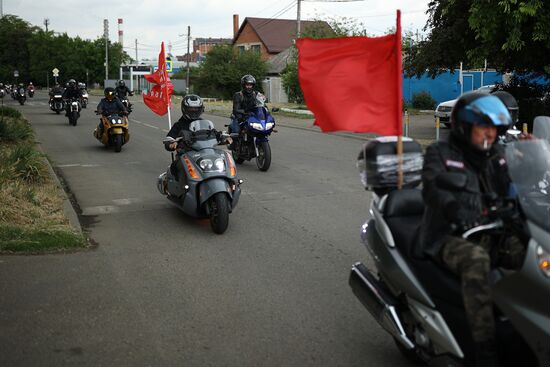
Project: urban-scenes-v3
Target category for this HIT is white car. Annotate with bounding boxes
[434,85,496,128]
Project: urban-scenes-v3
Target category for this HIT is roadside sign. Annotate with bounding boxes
[52,68,59,77]
[166,60,172,72]
[14,70,19,78]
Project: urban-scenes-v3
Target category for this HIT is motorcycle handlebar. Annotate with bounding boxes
[461,220,503,240]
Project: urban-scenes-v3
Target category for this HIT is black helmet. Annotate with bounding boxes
[181,94,204,120]
[241,74,256,95]
[451,91,512,146]
[68,79,76,88]
[492,90,519,124]
[118,80,125,87]
[104,87,116,101]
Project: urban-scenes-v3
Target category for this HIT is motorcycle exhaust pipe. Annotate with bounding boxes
[349,262,415,350]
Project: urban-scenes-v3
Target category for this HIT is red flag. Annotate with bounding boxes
[297,10,402,136]
[143,42,174,116]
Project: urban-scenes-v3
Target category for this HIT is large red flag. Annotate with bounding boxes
[297,11,402,136]
[143,42,174,116]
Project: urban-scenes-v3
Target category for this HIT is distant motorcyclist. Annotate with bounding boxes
[115,79,133,110]
[62,79,82,116]
[421,92,526,367]
[230,74,260,138]
[95,87,127,137]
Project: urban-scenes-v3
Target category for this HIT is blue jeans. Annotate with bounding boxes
[229,118,241,136]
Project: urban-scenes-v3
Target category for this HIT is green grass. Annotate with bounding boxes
[0,110,34,141]
[0,106,23,119]
[0,224,86,253]
[0,144,47,183]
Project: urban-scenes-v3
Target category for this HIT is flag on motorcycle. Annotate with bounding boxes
[297,10,402,136]
[143,42,174,116]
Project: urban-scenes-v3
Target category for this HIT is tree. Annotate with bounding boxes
[193,45,267,99]
[407,0,550,77]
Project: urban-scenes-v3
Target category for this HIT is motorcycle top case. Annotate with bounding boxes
[357,136,423,195]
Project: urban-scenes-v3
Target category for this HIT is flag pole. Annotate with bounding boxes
[396,10,404,190]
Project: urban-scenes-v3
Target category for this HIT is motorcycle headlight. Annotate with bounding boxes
[250,123,263,130]
[266,122,274,130]
[197,157,225,172]
[537,246,550,278]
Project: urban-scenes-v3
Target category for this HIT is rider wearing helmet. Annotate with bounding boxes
[95,87,127,137]
[164,94,205,151]
[230,74,259,138]
[62,79,83,115]
[421,92,525,367]
[115,79,133,109]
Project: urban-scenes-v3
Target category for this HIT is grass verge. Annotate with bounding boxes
[0,107,88,253]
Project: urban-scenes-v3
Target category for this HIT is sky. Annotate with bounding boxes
[6,0,430,60]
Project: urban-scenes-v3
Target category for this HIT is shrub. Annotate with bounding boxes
[0,114,33,141]
[1,145,46,183]
[0,106,22,119]
[411,91,436,110]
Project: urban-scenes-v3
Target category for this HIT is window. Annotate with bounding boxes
[237,45,246,54]
[250,44,261,54]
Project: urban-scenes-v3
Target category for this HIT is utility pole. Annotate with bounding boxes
[296,0,301,38]
[44,18,50,32]
[104,19,109,83]
[135,38,138,63]
[186,25,190,94]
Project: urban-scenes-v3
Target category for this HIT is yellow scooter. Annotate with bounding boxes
[93,112,130,152]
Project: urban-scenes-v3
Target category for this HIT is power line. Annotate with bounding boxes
[254,0,297,31]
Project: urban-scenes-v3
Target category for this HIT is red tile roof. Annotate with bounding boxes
[234,17,332,53]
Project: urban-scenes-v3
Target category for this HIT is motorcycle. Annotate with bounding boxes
[67,98,81,126]
[16,87,26,105]
[120,97,132,115]
[348,131,550,367]
[93,112,130,152]
[157,120,242,234]
[0,87,5,99]
[80,89,88,108]
[27,87,34,98]
[50,94,65,114]
[228,93,277,171]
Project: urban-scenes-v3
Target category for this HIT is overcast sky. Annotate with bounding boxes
[7,0,430,59]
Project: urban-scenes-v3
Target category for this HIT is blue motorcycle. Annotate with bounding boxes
[229,94,277,171]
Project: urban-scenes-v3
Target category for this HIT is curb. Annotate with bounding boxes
[37,144,82,234]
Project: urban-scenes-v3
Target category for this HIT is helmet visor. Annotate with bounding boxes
[461,95,512,127]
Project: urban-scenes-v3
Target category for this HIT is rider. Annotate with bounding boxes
[62,79,83,115]
[230,74,259,138]
[421,92,525,367]
[115,79,133,111]
[95,87,127,138]
[49,83,64,105]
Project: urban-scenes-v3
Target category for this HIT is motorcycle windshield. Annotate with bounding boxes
[505,139,550,231]
[249,107,267,121]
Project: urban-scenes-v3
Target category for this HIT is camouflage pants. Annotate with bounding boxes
[440,236,525,343]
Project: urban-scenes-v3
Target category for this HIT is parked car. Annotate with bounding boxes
[435,85,496,128]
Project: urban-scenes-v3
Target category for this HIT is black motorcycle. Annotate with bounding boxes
[50,94,65,114]
[16,87,26,105]
[67,98,81,126]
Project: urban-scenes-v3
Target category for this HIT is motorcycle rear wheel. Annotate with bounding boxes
[209,192,229,234]
[114,135,123,153]
[256,141,271,171]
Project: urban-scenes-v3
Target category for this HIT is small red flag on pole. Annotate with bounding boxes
[297,10,402,136]
[143,42,174,125]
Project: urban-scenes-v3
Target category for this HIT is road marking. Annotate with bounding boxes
[143,123,159,130]
[112,198,142,205]
[57,163,101,168]
[82,205,119,216]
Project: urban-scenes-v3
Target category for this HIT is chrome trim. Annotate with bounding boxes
[372,207,396,248]
[408,297,464,358]
[462,220,503,239]
[351,263,414,349]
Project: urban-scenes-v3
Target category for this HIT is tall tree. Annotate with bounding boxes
[407,0,550,77]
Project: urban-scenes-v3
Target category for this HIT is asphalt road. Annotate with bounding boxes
[0,91,420,366]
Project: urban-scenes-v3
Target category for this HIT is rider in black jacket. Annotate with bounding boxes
[62,79,82,115]
[229,74,259,138]
[421,92,525,367]
[115,80,133,110]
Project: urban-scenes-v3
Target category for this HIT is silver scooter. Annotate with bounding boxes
[157,120,242,234]
[349,132,550,366]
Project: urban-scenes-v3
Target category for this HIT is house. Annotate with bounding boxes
[232,15,332,102]
[232,15,332,61]
[176,37,232,63]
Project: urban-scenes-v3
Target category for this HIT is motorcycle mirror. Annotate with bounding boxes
[533,116,550,142]
[271,107,280,113]
[436,172,468,191]
[162,137,176,144]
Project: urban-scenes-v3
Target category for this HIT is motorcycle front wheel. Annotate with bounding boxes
[256,141,271,171]
[209,192,229,234]
[70,111,78,126]
[114,134,123,152]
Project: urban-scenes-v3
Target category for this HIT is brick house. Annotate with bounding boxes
[232,15,332,61]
